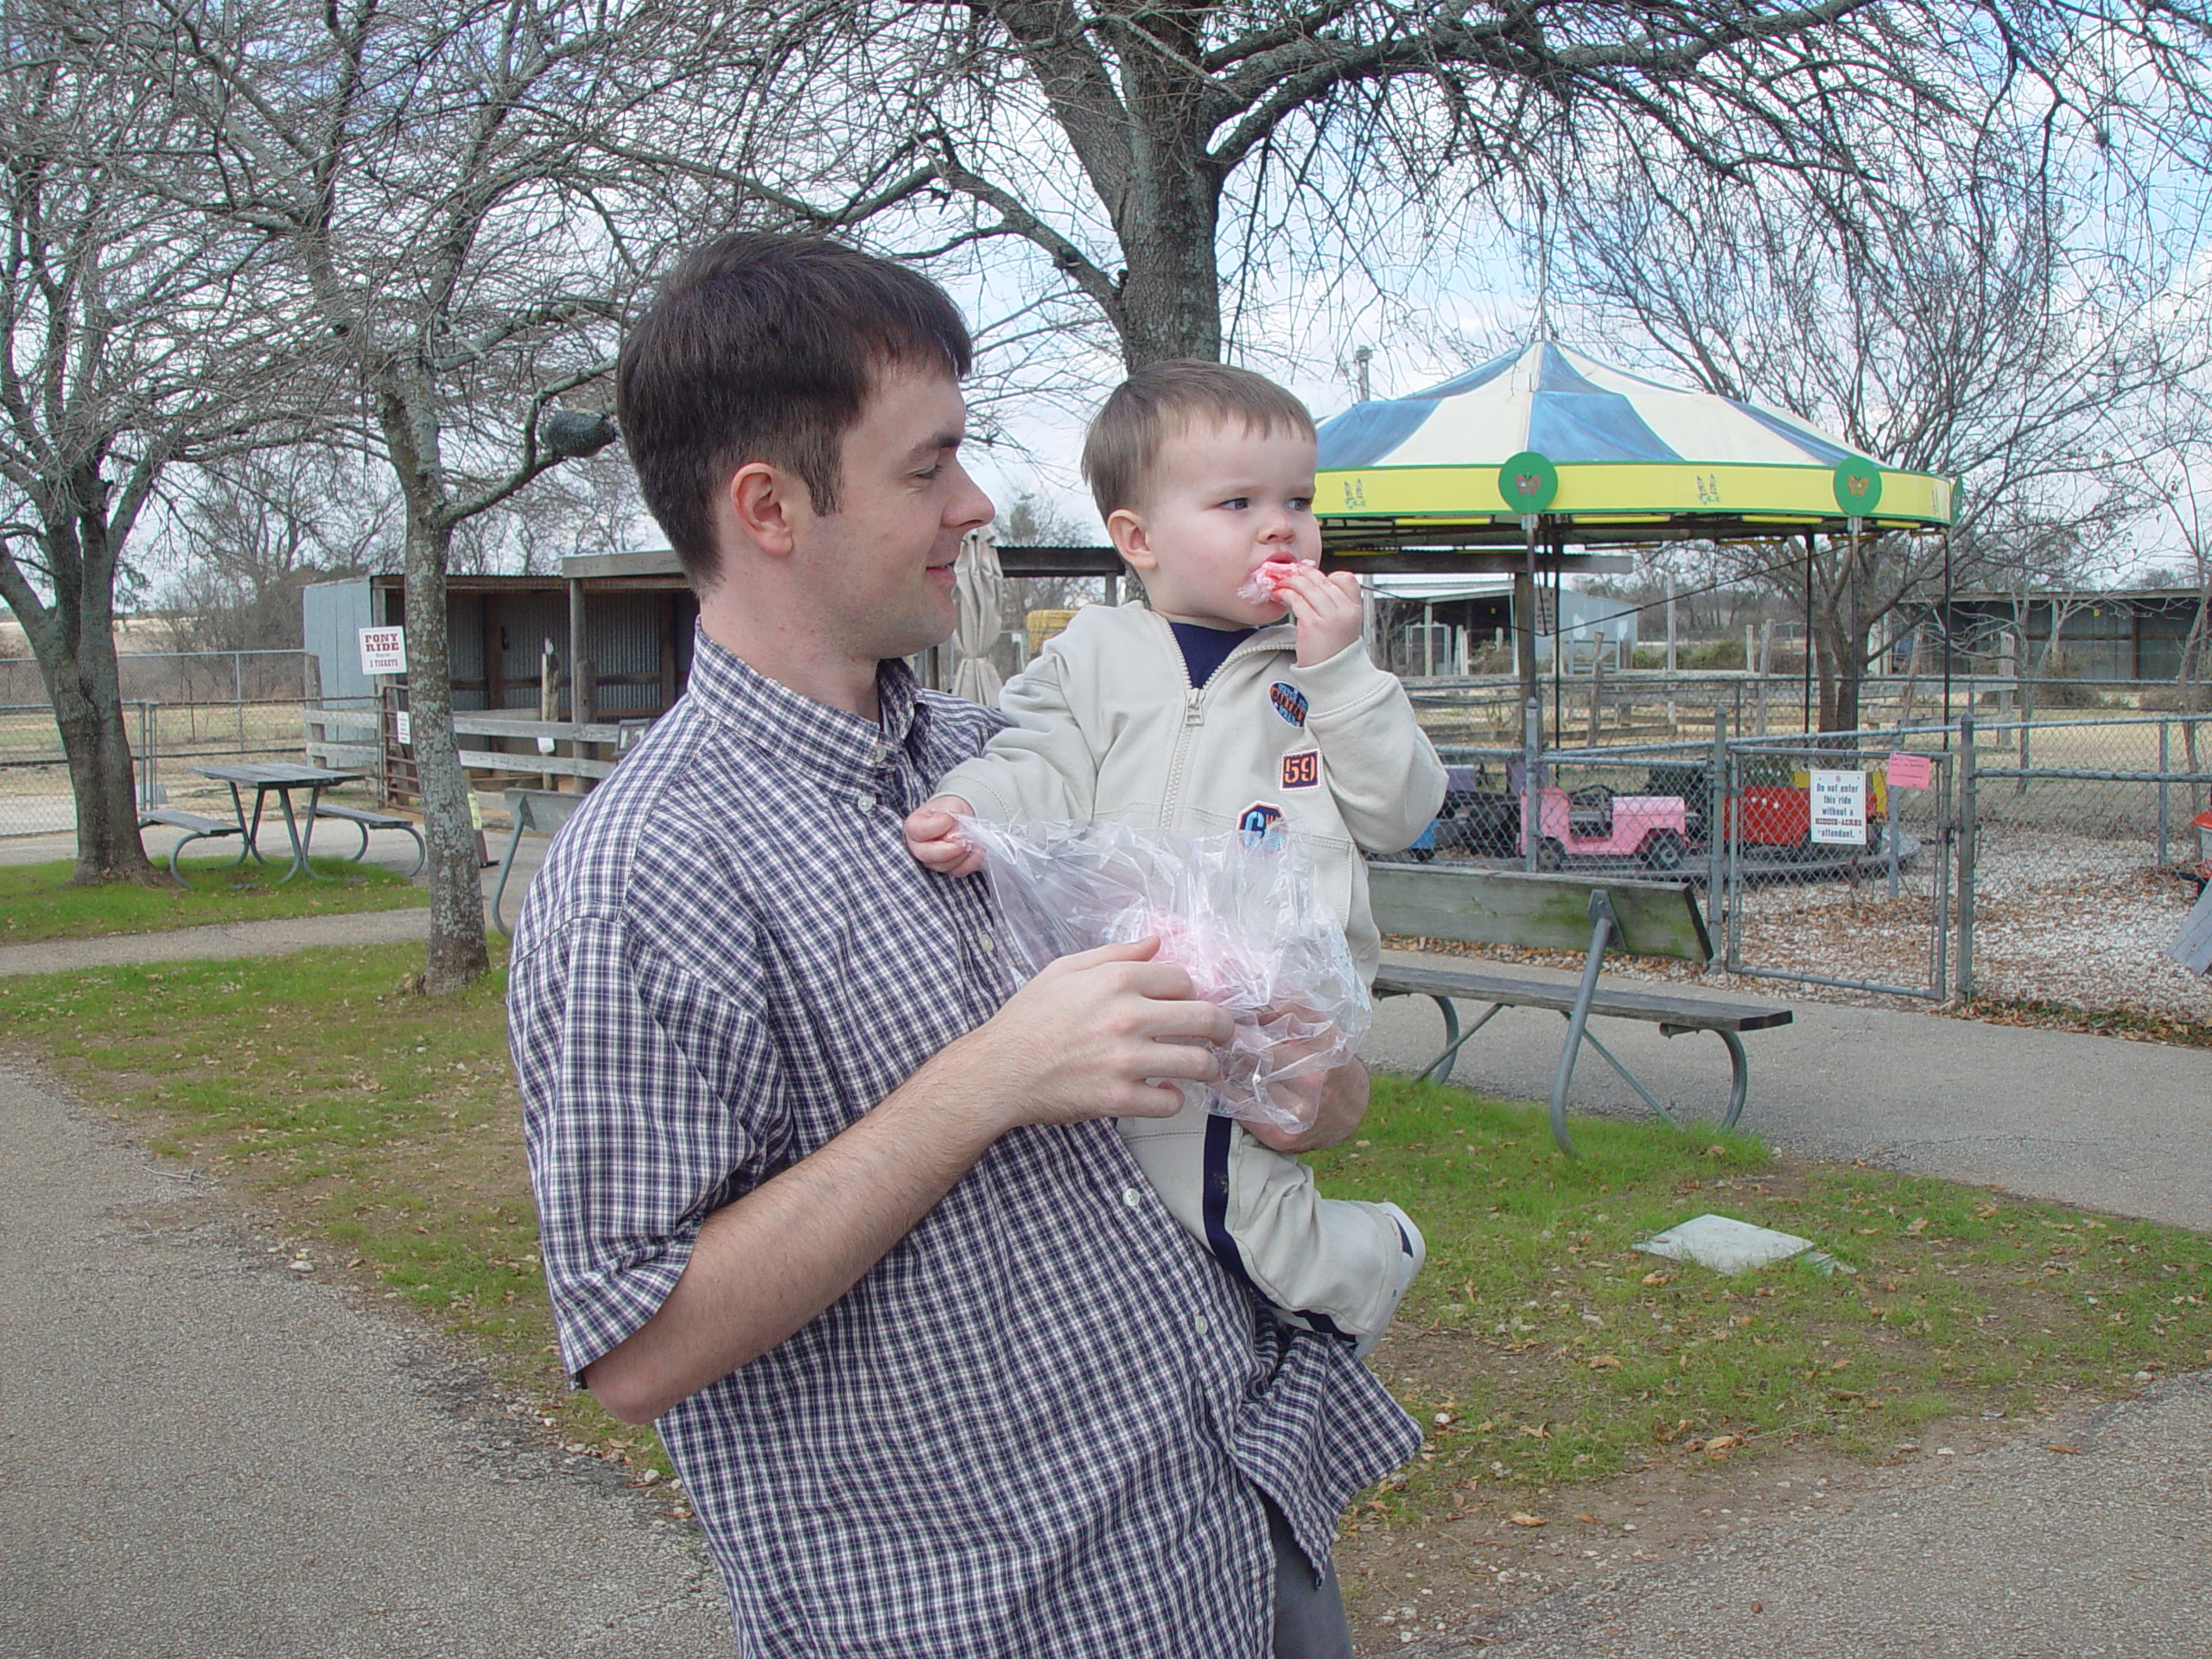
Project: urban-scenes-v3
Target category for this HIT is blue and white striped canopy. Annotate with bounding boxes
[1319,342,1870,472]
[1312,341,1954,546]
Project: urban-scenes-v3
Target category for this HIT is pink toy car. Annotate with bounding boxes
[1521,786,1691,873]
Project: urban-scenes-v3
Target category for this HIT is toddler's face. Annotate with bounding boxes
[1110,417,1320,630]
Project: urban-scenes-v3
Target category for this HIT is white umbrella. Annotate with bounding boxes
[950,530,1007,708]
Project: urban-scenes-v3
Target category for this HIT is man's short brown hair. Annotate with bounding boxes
[616,233,972,587]
[1080,360,1316,521]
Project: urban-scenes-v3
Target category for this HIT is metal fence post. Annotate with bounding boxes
[1522,697,1541,874]
[1957,713,1976,1002]
[2158,718,2170,868]
[1707,705,1728,965]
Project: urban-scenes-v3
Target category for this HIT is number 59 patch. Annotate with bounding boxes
[1281,749,1321,790]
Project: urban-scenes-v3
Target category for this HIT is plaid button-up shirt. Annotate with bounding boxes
[510,632,1419,1657]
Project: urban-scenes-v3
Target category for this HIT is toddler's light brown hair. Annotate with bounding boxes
[1081,360,1315,523]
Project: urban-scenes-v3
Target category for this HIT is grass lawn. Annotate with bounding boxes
[1318,1077,2212,1531]
[0,855,426,944]
[1,946,2207,1528]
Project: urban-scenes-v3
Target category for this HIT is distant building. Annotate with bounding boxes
[1917,589,2203,681]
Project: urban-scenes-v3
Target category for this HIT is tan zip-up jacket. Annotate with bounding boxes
[935,601,1447,980]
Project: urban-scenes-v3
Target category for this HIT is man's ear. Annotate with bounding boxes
[1106,506,1156,575]
[726,461,806,558]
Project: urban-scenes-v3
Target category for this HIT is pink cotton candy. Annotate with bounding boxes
[1235,560,1302,606]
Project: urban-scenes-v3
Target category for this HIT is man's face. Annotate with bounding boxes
[1112,417,1321,631]
[794,365,994,664]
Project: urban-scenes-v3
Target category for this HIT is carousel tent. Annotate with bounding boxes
[1315,341,1955,554]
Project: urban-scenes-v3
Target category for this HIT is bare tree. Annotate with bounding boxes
[614,0,2212,379]
[1560,129,2198,729]
[132,0,714,990]
[0,16,315,883]
[159,451,397,654]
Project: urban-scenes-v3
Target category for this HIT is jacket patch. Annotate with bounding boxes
[1268,682,1308,728]
[1281,749,1321,790]
[1236,802,1287,851]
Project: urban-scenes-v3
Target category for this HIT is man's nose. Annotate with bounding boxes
[944,458,994,531]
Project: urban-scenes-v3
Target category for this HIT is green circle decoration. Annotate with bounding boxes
[1833,457,1884,515]
[1498,451,1559,514]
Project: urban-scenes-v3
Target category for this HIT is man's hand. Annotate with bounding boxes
[905,794,982,877]
[931,937,1233,1130]
[1275,563,1364,668]
[1245,1056,1370,1154]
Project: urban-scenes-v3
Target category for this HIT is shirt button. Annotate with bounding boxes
[1121,1187,1143,1209]
[855,791,877,812]
[1194,1314,1210,1336]
[975,931,995,954]
[870,743,892,766]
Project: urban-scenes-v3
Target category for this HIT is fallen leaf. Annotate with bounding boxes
[1518,1423,1551,1440]
[1904,1217,1929,1236]
[1704,1434,1742,1456]
[2045,1444,2080,1455]
[1589,1355,1624,1370]
[1509,1513,1546,1528]
[1641,1270,1673,1287]
[1576,1512,1599,1524]
[1974,1204,1999,1218]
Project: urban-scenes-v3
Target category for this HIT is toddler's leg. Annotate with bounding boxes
[1117,1108,1422,1350]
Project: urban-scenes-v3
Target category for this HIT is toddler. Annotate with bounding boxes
[905,360,1447,1352]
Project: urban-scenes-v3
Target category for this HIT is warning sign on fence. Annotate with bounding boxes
[359,626,407,676]
[1808,769,1868,846]
[1885,751,1933,791]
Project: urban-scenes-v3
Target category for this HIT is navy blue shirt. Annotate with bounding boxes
[1169,620,1256,689]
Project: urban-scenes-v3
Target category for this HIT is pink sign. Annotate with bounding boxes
[1886,751,1934,790]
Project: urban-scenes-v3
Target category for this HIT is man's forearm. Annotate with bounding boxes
[582,1065,1000,1424]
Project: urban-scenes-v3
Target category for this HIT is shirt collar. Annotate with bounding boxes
[685,627,925,785]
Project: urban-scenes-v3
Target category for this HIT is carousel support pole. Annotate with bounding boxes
[1516,517,1540,713]
[1803,532,1815,736]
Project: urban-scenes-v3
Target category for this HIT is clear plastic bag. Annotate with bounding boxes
[956,816,1370,1133]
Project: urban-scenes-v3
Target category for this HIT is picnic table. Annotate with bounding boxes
[159,763,365,885]
[1366,863,1794,1156]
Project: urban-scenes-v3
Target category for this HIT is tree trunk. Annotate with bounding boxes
[4,517,157,885]
[1112,160,1224,368]
[401,509,491,993]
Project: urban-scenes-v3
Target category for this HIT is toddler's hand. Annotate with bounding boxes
[904,796,983,878]
[1274,563,1364,666]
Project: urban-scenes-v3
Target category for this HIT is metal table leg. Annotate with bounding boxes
[1546,890,1618,1158]
[490,817,531,935]
[1420,996,1507,1084]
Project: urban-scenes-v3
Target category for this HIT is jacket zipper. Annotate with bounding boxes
[1153,615,1293,828]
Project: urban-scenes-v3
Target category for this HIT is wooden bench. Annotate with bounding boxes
[138,807,248,887]
[308,802,425,877]
[1366,863,1793,1156]
[490,787,588,935]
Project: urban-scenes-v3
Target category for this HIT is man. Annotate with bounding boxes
[509,232,1419,1658]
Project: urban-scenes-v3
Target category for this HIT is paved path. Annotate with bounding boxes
[1403,1370,2212,1656]
[1363,949,2212,1233]
[0,1064,730,1659]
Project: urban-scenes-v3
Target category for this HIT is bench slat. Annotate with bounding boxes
[311,804,413,829]
[139,810,241,836]
[1374,963,1792,1033]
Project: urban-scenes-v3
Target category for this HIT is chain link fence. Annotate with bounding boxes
[1960,713,2212,1024]
[1399,702,2211,1029]
[0,652,326,839]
